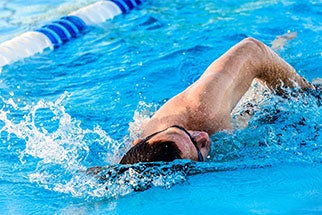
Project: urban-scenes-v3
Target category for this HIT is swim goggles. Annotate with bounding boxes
[141,125,204,162]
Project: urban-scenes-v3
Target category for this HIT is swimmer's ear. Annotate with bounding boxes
[133,139,142,145]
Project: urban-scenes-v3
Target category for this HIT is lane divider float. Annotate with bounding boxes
[0,0,145,68]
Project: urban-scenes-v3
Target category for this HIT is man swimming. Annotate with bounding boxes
[119,37,315,164]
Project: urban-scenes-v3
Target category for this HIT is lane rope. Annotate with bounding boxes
[0,0,145,68]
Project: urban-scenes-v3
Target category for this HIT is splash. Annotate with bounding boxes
[128,101,158,139]
[212,84,322,165]
[2,93,85,167]
[1,84,321,200]
[0,93,125,199]
[0,93,194,199]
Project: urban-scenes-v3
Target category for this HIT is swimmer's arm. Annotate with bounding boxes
[195,37,313,115]
[208,37,314,95]
[254,38,314,95]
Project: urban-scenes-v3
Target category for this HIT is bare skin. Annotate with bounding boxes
[271,31,298,50]
[132,37,313,161]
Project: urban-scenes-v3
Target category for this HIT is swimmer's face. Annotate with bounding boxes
[134,126,211,161]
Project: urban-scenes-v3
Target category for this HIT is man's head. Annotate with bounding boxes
[120,125,211,164]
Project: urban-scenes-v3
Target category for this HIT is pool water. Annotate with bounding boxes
[0,0,321,214]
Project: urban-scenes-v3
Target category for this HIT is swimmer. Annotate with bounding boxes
[119,37,315,164]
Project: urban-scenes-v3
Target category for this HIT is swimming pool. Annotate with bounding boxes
[0,0,321,214]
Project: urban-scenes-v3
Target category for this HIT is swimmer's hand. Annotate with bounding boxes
[271,31,297,50]
[312,78,322,89]
[304,78,322,106]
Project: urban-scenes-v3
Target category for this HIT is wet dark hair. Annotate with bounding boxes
[119,140,182,164]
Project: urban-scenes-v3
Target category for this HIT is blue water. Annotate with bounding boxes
[0,0,321,214]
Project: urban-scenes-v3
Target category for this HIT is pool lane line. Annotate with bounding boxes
[0,0,145,68]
